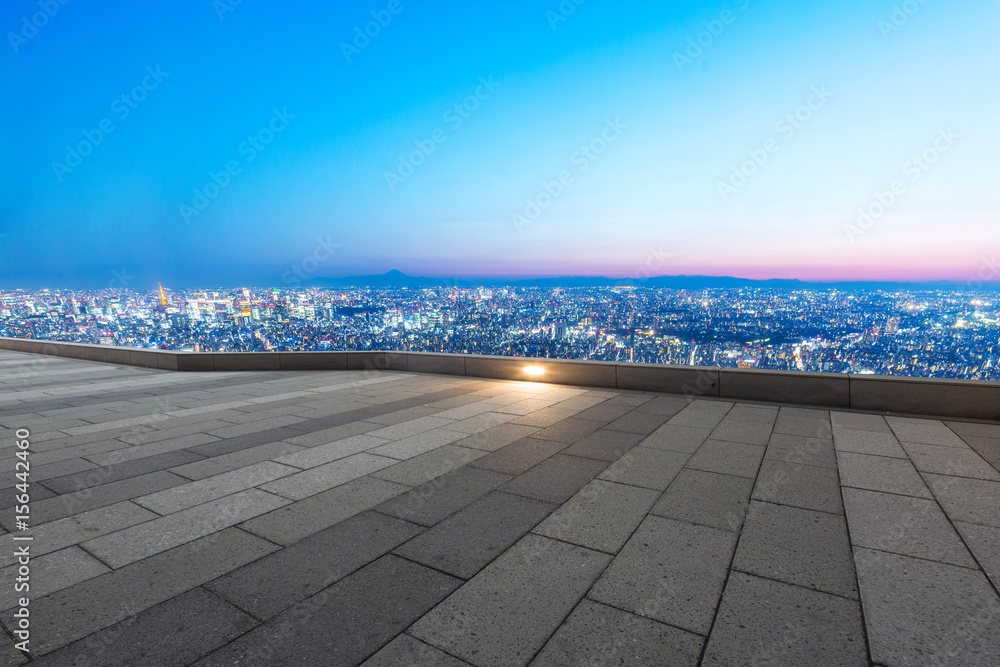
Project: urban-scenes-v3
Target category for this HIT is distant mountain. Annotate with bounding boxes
[308,270,999,292]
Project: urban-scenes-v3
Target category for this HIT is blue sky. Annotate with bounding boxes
[2,0,998,288]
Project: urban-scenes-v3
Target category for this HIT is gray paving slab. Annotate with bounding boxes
[118,419,238,445]
[603,409,672,435]
[502,454,608,503]
[772,413,834,438]
[451,423,542,452]
[528,417,606,444]
[27,457,98,482]
[651,469,754,532]
[962,435,1000,473]
[533,479,660,554]
[924,473,1000,528]
[901,440,1000,480]
[272,433,387,468]
[886,416,968,447]
[0,501,157,568]
[362,634,471,667]
[854,547,1000,666]
[41,449,204,494]
[240,475,409,545]
[394,491,555,578]
[135,461,298,515]
[588,515,737,635]
[831,411,892,432]
[837,450,932,498]
[842,487,977,568]
[468,437,568,476]
[686,439,765,478]
[0,629,25,666]
[508,406,579,428]
[725,404,779,424]
[710,418,773,445]
[764,432,837,468]
[27,587,257,667]
[0,481,56,512]
[0,527,277,656]
[81,433,221,466]
[208,511,422,620]
[185,425,305,457]
[947,420,1000,440]
[83,488,290,568]
[367,415,456,440]
[597,446,688,491]
[531,598,702,667]
[752,459,844,514]
[560,428,645,461]
[954,521,1000,589]
[0,546,110,611]
[282,420,381,447]
[199,555,461,667]
[833,428,907,458]
[169,440,305,480]
[572,402,635,423]
[734,501,858,599]
[702,572,867,666]
[371,428,468,460]
[410,533,611,667]
[372,445,486,487]
[374,466,512,526]
[631,394,691,416]
[260,452,396,500]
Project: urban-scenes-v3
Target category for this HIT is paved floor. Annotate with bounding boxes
[1,350,1000,666]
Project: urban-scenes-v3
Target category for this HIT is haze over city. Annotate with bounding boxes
[4,0,999,288]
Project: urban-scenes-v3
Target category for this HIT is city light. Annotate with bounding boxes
[523,366,545,376]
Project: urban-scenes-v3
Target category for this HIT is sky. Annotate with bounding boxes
[2,0,999,288]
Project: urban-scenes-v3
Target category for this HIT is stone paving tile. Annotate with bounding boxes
[185,425,305,457]
[0,546,110,611]
[589,515,737,635]
[772,413,834,438]
[240,475,409,545]
[205,415,306,439]
[508,406,579,428]
[603,409,672,435]
[502,454,608,504]
[41,449,204,495]
[831,411,892,432]
[169,440,305,480]
[551,395,610,411]
[837,450,932,498]
[954,521,1000,589]
[842,487,977,568]
[947,420,1000,440]
[854,547,1000,666]
[281,419,381,446]
[362,634,471,666]
[597,446,688,491]
[85,432,221,466]
[631,394,691,416]
[924,473,1000,528]
[493,397,567,416]
[209,511,422,620]
[84,489,290,568]
[271,433,385,468]
[0,482,55,513]
[372,445,486,487]
[451,423,540,452]
[411,534,610,667]
[560,428,645,461]
[533,480,660,554]
[532,598,702,667]
[752,459,844,514]
[135,461,298,515]
[527,417,606,444]
[371,428,468,460]
[200,555,462,667]
[726,404,779,424]
[260,452,397,500]
[0,501,157,568]
[701,572,867,666]
[686,439,765,478]
[367,416,456,441]
[900,440,1000,480]
[27,587,257,667]
[833,428,907,458]
[0,527,277,656]
[0,629,25,666]
[886,416,968,447]
[764,432,837,468]
[962,436,1000,473]
[365,405,443,425]
[734,501,858,599]
[573,402,636,423]
[395,491,555,578]
[710,418,773,445]
[651,469,754,532]
[27,457,98,482]
[469,437,568,476]
[639,423,713,453]
[374,466,512,526]
[668,403,733,429]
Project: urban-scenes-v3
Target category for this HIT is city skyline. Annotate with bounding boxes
[3,1,999,288]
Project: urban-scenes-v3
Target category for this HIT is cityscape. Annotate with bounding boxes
[2,283,997,381]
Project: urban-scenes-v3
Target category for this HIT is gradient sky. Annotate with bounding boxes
[2,0,998,288]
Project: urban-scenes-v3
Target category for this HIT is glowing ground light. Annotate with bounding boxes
[523,366,545,376]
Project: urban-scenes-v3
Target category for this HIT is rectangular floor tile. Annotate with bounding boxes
[954,521,1000,589]
[924,474,1000,528]
[640,424,713,453]
[830,412,891,432]
[135,461,297,514]
[651,469,754,532]
[900,441,1000,480]
[260,453,397,500]
[372,445,486,487]
[0,546,110,612]
[603,410,672,435]
[468,437,568,476]
[370,428,467,460]
[560,429,644,461]
[686,440,765,478]
[837,450,931,498]
[833,429,906,458]
[361,634,469,666]
[752,459,843,514]
[710,419,773,445]
[597,447,688,491]
[274,434,387,469]
[374,466,512,526]
[886,416,968,447]
[168,440,304,481]
[764,433,837,468]
[41,449,203,494]
[451,423,541,452]
[501,454,608,504]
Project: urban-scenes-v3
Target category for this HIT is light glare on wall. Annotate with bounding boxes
[523,366,545,376]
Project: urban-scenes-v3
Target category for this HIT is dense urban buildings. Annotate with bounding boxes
[2,285,997,381]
